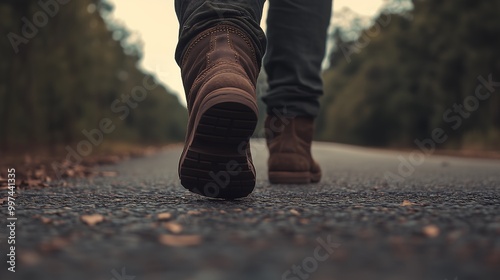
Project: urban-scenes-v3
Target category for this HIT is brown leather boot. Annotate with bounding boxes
[265,115,321,184]
[178,24,261,199]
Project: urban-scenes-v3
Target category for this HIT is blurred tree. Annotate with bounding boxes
[319,0,500,150]
[0,0,187,152]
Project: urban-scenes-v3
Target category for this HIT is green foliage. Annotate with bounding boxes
[0,0,187,151]
[318,0,500,149]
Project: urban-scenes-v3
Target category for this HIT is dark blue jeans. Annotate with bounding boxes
[175,0,332,118]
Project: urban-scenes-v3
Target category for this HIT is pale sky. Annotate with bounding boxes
[107,0,386,105]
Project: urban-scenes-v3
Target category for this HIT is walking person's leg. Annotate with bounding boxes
[174,0,266,199]
[263,0,332,184]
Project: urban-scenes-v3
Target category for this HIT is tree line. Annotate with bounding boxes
[2,0,498,153]
[0,0,187,153]
[316,0,500,150]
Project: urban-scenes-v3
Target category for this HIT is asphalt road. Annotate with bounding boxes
[1,140,499,280]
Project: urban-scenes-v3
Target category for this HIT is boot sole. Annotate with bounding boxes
[179,88,258,199]
[268,171,321,184]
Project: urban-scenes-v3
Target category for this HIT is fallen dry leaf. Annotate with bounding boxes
[80,214,104,226]
[157,212,172,220]
[24,179,42,187]
[290,209,300,216]
[187,210,201,215]
[294,235,307,245]
[24,155,32,164]
[65,169,75,177]
[244,218,258,223]
[52,220,66,226]
[34,169,44,178]
[400,200,416,207]
[39,237,70,252]
[299,218,310,225]
[59,181,69,187]
[163,222,183,234]
[39,217,52,224]
[18,251,41,266]
[423,225,440,238]
[158,234,202,247]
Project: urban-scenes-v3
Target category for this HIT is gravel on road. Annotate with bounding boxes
[1,140,499,280]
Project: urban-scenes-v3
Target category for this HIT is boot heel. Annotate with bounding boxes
[179,88,258,199]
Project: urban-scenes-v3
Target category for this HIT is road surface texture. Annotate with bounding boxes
[1,140,499,280]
